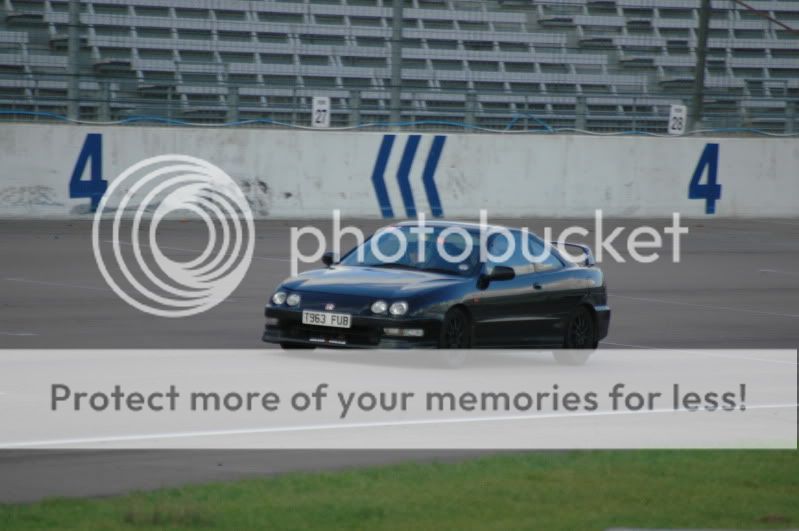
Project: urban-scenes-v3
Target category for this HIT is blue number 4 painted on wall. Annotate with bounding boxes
[69,133,107,211]
[688,143,721,215]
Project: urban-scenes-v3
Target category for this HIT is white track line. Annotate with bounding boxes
[745,219,799,227]
[693,351,798,365]
[614,295,799,319]
[0,332,37,337]
[603,341,661,349]
[4,277,249,306]
[0,403,794,449]
[759,269,799,276]
[109,240,291,262]
[602,341,798,366]
[4,277,109,292]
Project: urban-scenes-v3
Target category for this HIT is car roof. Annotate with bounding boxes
[393,220,510,232]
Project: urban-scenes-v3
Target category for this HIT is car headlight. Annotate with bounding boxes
[371,300,388,314]
[272,291,287,305]
[389,301,409,316]
[286,293,301,307]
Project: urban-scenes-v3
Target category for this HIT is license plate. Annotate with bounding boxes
[302,310,352,329]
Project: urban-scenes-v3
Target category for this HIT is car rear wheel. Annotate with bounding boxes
[555,306,596,365]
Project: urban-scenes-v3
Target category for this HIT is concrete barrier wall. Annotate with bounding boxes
[0,123,796,218]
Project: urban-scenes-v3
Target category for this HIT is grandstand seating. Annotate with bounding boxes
[0,0,797,132]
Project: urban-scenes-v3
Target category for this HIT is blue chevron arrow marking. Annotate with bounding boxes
[422,135,446,218]
[396,135,421,217]
[370,134,446,218]
[370,135,396,218]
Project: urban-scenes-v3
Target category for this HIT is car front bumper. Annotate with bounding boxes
[262,307,441,348]
[595,304,611,340]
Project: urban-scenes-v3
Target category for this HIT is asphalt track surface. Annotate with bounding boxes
[1,218,797,503]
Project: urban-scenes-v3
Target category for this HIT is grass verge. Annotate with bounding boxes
[0,451,797,530]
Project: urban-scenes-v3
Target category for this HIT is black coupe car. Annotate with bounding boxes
[263,221,610,364]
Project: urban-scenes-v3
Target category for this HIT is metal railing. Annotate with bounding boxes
[0,72,797,136]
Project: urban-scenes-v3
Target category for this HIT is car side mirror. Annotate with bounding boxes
[322,251,338,267]
[478,264,515,289]
[489,265,515,281]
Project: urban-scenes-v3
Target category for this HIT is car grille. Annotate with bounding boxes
[293,292,374,315]
[288,324,381,346]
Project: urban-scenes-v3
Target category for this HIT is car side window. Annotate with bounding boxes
[487,232,533,274]
[528,236,564,272]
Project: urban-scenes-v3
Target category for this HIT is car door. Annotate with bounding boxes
[527,236,587,344]
[470,231,544,346]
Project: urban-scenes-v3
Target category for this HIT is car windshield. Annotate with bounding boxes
[339,225,481,276]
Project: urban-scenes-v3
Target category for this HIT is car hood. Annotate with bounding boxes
[282,265,465,298]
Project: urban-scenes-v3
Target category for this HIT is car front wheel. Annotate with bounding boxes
[438,307,471,368]
[439,307,471,349]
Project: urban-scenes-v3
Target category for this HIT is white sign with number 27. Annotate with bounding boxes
[312,97,331,128]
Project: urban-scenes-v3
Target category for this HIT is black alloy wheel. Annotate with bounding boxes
[439,308,471,349]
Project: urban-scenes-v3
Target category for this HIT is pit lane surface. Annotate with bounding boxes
[0,218,797,502]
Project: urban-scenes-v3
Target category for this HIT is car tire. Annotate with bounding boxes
[439,307,471,348]
[555,306,596,366]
